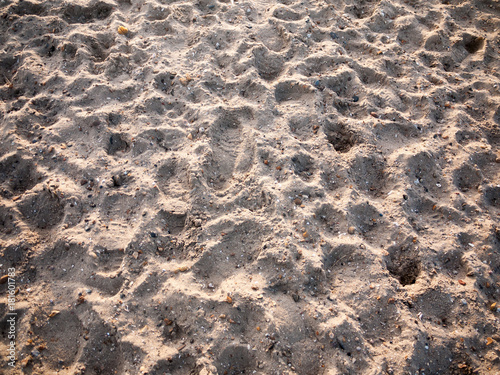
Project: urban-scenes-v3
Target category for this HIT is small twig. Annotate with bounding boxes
[332,254,350,267]
[3,74,13,88]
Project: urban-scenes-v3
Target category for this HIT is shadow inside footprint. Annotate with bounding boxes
[216,345,256,375]
[19,188,65,229]
[385,238,421,286]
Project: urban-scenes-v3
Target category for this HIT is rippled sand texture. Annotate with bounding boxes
[1,0,500,374]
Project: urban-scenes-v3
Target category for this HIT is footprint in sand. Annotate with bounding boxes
[203,109,254,190]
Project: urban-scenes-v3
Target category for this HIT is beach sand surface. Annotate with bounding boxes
[0,0,500,373]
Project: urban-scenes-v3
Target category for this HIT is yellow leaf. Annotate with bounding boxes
[486,337,494,346]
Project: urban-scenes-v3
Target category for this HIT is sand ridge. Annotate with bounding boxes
[0,0,500,373]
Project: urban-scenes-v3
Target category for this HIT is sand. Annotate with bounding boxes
[0,0,499,373]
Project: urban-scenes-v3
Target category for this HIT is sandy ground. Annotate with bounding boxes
[0,0,500,374]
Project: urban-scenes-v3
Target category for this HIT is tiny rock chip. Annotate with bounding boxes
[387,297,395,304]
[164,318,173,325]
[226,295,233,304]
[294,198,302,205]
[458,280,466,286]
[118,26,128,35]
[179,74,193,86]
[490,302,497,311]
[48,310,60,318]
[187,133,193,140]
[348,226,356,235]
[132,251,139,259]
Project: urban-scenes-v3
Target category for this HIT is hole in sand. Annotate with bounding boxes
[463,34,484,54]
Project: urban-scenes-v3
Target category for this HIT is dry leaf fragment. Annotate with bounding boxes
[490,302,497,311]
[486,337,494,345]
[48,310,60,318]
[226,295,233,304]
[458,280,466,286]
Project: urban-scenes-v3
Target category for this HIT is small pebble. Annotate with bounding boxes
[348,226,356,234]
[117,26,128,35]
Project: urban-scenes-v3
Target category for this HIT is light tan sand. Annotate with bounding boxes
[0,0,500,373]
